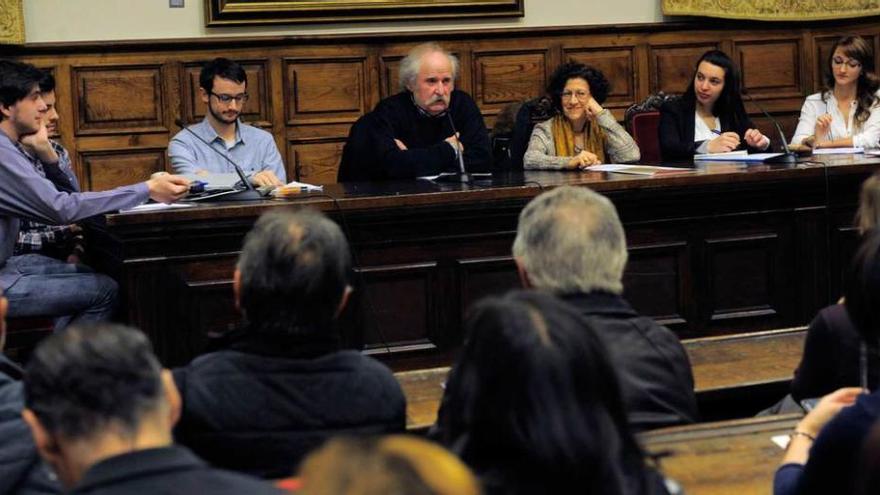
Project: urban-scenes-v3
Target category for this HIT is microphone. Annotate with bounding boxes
[433,112,475,183]
[741,92,799,165]
[173,118,264,201]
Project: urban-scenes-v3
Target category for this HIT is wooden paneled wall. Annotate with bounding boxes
[5,19,880,189]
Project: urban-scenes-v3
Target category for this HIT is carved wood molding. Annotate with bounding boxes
[0,0,24,45]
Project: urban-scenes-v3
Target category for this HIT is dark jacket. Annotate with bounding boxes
[791,304,880,401]
[338,90,491,181]
[773,389,880,495]
[658,95,759,162]
[0,355,60,495]
[561,292,699,431]
[70,446,282,494]
[173,334,406,478]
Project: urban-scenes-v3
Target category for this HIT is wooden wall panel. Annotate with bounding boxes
[565,45,638,111]
[624,242,689,328]
[72,65,166,135]
[289,140,346,184]
[473,50,549,115]
[735,39,804,100]
[649,43,720,94]
[79,148,166,191]
[285,58,368,125]
[180,60,271,127]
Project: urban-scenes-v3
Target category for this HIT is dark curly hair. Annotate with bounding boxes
[546,62,611,114]
[823,35,880,128]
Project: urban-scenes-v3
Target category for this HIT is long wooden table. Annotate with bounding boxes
[100,155,876,365]
[396,327,806,431]
[642,414,800,495]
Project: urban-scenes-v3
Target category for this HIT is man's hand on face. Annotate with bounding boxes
[19,123,58,164]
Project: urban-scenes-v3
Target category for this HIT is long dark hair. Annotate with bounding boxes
[845,230,880,343]
[683,50,748,129]
[438,290,650,495]
[823,35,880,129]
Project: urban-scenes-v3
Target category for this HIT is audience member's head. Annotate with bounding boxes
[438,290,649,494]
[297,435,481,495]
[844,230,880,343]
[235,208,352,338]
[856,172,880,234]
[512,185,627,295]
[0,60,47,134]
[22,324,180,489]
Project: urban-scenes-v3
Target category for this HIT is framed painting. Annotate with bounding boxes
[205,0,525,26]
[663,0,880,21]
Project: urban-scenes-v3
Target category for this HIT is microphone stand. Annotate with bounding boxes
[741,92,799,165]
[433,113,474,183]
[173,118,265,201]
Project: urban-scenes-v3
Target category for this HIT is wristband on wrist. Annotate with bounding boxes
[790,430,815,442]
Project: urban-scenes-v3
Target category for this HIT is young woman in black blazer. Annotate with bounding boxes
[659,49,770,161]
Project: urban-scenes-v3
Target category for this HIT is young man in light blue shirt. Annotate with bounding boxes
[168,58,286,187]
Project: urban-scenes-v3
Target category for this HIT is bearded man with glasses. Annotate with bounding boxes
[169,58,285,187]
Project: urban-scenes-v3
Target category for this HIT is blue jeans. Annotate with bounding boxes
[4,254,117,331]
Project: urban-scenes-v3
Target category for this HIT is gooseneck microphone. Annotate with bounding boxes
[433,112,475,183]
[173,118,264,201]
[741,92,799,165]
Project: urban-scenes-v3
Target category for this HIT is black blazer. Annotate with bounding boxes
[658,95,759,162]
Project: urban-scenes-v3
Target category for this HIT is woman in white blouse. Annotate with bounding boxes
[792,35,880,149]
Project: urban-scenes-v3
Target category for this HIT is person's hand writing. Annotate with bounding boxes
[251,170,283,188]
[147,174,190,204]
[707,132,740,153]
[744,128,770,149]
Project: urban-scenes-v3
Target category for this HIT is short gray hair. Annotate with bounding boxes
[512,186,628,294]
[398,42,460,92]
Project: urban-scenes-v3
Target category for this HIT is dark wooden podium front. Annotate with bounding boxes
[101,156,878,366]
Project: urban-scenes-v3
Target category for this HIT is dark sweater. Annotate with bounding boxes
[791,304,880,401]
[338,90,491,180]
[173,334,406,478]
[658,95,760,162]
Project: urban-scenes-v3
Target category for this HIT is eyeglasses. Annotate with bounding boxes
[832,57,862,69]
[560,90,590,101]
[209,92,249,104]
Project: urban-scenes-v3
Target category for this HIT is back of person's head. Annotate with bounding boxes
[200,57,247,93]
[684,49,746,121]
[512,185,627,294]
[856,172,880,234]
[845,230,880,342]
[23,323,166,441]
[298,435,481,495]
[0,59,45,118]
[237,207,351,337]
[439,290,647,495]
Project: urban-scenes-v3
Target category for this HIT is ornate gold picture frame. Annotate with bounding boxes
[205,0,524,26]
[0,0,25,45]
